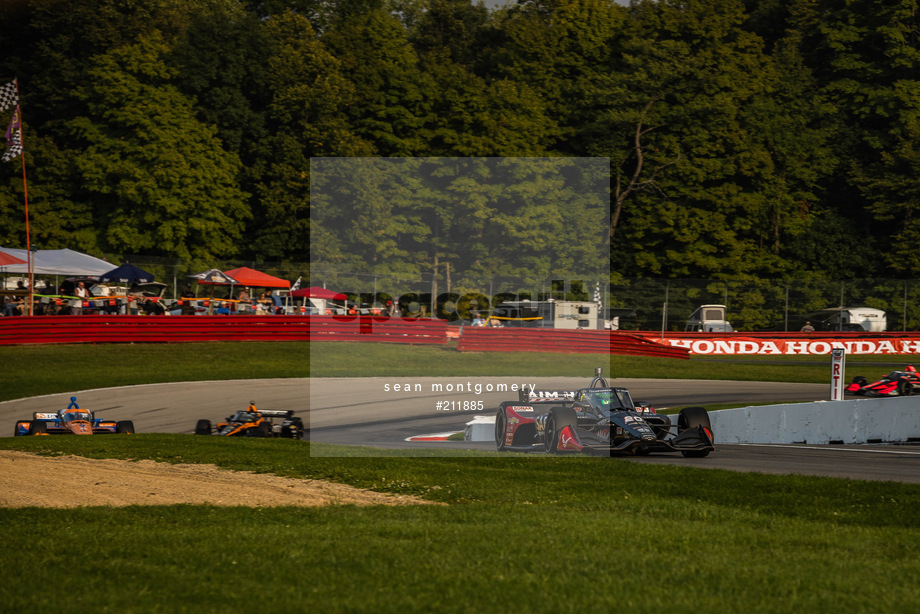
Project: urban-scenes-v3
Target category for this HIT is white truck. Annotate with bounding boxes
[685,304,733,332]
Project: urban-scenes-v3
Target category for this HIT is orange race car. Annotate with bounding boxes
[194,403,305,439]
[14,397,135,436]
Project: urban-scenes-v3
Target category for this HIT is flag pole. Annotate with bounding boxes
[11,80,33,315]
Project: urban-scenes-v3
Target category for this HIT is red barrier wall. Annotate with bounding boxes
[307,316,447,344]
[0,315,448,346]
[457,328,689,358]
[628,331,920,355]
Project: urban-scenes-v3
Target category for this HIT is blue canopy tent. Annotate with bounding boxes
[99,263,155,285]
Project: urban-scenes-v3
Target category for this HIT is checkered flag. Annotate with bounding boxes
[2,106,21,162]
[0,80,17,112]
[594,281,603,311]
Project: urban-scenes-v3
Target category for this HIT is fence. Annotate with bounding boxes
[609,277,920,332]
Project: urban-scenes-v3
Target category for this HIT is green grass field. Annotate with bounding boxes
[1,435,919,613]
[2,342,920,612]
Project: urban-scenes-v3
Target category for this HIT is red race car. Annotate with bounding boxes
[846,365,920,397]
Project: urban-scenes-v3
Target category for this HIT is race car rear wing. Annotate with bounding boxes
[257,409,296,418]
[517,389,577,404]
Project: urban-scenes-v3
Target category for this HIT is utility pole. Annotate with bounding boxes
[430,254,438,318]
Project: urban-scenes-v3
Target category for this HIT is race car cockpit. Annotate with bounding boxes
[579,389,634,415]
[59,409,92,423]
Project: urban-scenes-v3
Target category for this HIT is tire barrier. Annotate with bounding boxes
[0,315,448,346]
[456,328,689,358]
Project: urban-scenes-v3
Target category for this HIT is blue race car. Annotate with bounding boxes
[14,397,135,436]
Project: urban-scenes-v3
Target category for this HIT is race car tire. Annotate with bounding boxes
[256,421,272,437]
[495,408,508,451]
[678,406,712,458]
[544,407,578,454]
[29,420,47,435]
[852,376,868,388]
[898,380,912,396]
[115,420,135,434]
[678,406,711,431]
[195,419,212,435]
[283,418,305,439]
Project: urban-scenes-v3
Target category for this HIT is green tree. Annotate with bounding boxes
[253,11,373,259]
[787,0,920,275]
[321,8,430,155]
[69,32,250,260]
[608,0,829,279]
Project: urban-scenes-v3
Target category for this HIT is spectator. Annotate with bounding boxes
[255,293,272,315]
[800,321,815,333]
[234,289,251,314]
[3,295,23,316]
[216,301,231,315]
[127,284,142,315]
[73,281,88,315]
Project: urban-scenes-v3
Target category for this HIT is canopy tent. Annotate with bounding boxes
[0,247,113,276]
[291,286,345,300]
[99,263,155,285]
[0,251,27,267]
[189,268,239,285]
[197,266,290,289]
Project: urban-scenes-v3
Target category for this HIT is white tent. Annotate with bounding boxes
[0,247,114,276]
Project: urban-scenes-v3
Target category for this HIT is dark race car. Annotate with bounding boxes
[195,403,305,439]
[845,365,920,397]
[14,397,135,436]
[495,368,714,457]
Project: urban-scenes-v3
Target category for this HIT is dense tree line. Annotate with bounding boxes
[1,0,918,284]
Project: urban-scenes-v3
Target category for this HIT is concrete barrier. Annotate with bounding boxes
[464,415,496,442]
[709,396,920,444]
[466,398,920,445]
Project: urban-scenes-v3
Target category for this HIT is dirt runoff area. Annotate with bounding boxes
[0,451,440,508]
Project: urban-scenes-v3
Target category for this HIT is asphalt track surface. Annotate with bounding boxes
[2,377,919,484]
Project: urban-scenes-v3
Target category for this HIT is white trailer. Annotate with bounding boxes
[815,307,887,332]
[491,300,600,329]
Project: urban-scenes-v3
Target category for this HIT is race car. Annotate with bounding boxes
[194,402,305,439]
[495,368,714,457]
[845,365,920,397]
[14,397,135,436]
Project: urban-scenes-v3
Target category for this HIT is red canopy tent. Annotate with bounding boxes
[197,267,290,289]
[290,286,345,300]
[0,251,27,266]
